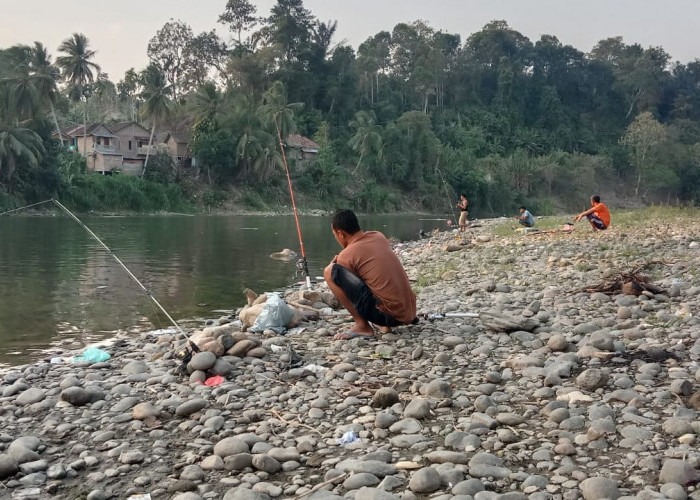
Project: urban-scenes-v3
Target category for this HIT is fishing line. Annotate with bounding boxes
[49,199,192,344]
[274,115,312,290]
[0,199,54,216]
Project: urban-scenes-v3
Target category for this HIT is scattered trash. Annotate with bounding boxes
[250,293,294,334]
[286,327,307,335]
[126,495,152,500]
[204,375,224,387]
[337,430,359,445]
[49,357,64,364]
[73,347,111,363]
[303,364,328,374]
[11,487,42,499]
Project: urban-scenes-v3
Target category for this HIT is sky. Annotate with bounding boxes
[2,0,699,81]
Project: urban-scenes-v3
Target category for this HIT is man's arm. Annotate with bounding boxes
[574,207,595,221]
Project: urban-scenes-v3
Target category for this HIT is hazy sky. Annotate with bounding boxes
[2,0,699,80]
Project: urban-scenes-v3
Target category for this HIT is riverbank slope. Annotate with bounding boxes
[1,208,700,499]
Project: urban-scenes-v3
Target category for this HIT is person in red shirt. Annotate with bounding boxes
[574,195,611,231]
[324,209,417,340]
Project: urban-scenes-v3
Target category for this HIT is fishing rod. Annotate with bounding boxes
[50,199,194,345]
[435,156,458,225]
[273,114,312,290]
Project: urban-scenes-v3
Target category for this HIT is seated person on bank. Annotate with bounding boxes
[324,209,417,340]
[515,206,535,228]
[574,195,611,231]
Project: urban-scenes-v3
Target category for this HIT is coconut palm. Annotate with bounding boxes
[139,63,172,177]
[191,81,223,126]
[258,81,302,142]
[348,110,383,173]
[0,86,44,191]
[56,33,101,156]
[29,42,63,141]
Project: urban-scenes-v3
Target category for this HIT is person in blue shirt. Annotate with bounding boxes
[515,206,535,228]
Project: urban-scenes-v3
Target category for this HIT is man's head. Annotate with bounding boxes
[460,194,467,200]
[591,195,601,205]
[331,209,361,247]
[519,206,526,213]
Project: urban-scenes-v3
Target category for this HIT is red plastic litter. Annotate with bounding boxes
[204,375,224,386]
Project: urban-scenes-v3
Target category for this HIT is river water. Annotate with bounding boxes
[0,213,447,365]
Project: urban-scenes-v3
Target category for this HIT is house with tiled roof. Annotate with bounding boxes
[286,134,320,162]
[52,121,184,175]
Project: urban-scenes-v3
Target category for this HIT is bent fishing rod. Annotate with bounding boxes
[274,115,312,290]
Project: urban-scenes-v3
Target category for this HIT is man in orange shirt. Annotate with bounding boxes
[324,209,417,340]
[574,195,611,231]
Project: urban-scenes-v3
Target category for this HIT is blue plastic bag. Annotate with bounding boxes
[74,347,111,363]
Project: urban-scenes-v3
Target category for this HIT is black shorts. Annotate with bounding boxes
[586,213,608,230]
[330,264,403,327]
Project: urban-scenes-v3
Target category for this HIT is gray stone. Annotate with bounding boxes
[214,437,250,457]
[179,464,205,481]
[60,386,91,406]
[452,478,485,496]
[16,388,46,406]
[0,455,18,479]
[373,388,400,408]
[344,472,380,490]
[223,488,271,500]
[403,398,431,419]
[251,454,281,474]
[409,467,441,493]
[659,459,698,485]
[424,379,453,398]
[337,459,396,478]
[576,369,608,391]
[188,351,217,372]
[122,360,150,375]
[201,455,225,470]
[580,477,620,499]
[175,398,207,416]
[210,358,233,376]
[589,331,614,352]
[426,451,469,464]
[133,402,160,420]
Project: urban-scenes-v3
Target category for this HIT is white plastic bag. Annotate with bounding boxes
[250,293,294,334]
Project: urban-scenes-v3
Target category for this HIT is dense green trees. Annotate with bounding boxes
[3,3,700,214]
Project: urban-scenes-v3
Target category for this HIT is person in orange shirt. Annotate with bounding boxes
[574,195,611,231]
[324,209,417,340]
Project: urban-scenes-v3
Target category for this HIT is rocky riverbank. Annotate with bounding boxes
[2,212,700,500]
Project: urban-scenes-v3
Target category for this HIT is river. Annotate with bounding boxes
[0,213,447,365]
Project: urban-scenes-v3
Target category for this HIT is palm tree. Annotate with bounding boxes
[191,81,223,126]
[348,110,383,173]
[139,63,172,177]
[258,81,302,143]
[56,33,100,156]
[0,87,44,192]
[29,42,63,142]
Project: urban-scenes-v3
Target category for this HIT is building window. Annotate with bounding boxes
[97,137,101,145]
[104,138,110,147]
[128,140,132,150]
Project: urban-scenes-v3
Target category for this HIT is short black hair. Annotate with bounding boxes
[591,195,601,203]
[519,206,526,210]
[461,193,467,198]
[331,209,361,234]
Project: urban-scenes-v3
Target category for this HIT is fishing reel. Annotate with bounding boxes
[295,257,310,278]
[176,340,201,369]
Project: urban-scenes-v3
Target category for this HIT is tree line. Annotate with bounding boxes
[2,0,700,215]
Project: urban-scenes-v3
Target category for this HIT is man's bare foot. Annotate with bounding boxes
[334,331,375,340]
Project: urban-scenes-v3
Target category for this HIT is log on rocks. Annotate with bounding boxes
[479,312,539,332]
